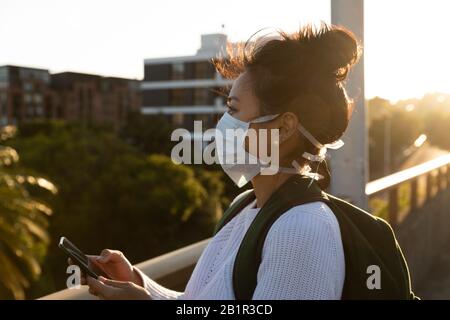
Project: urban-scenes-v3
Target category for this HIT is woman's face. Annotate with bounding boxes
[226,71,300,167]
[226,71,261,122]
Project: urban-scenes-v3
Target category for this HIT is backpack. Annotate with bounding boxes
[213,175,419,300]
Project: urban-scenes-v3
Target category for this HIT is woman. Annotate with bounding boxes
[81,23,412,300]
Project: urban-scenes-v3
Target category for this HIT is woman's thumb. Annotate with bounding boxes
[97,249,112,263]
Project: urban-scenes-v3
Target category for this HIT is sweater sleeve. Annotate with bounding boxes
[131,191,253,300]
[133,267,185,300]
[252,202,345,300]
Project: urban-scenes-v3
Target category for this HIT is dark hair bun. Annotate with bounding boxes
[318,27,360,80]
[289,24,360,81]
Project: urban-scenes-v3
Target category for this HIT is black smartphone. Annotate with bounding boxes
[59,236,108,279]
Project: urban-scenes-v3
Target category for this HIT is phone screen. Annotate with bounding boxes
[59,237,106,279]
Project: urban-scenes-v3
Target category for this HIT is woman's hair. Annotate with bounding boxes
[212,23,361,190]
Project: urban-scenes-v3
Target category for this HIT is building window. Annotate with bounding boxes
[143,89,170,106]
[23,82,33,92]
[0,68,8,84]
[35,105,43,117]
[194,88,210,105]
[171,62,185,80]
[101,81,110,92]
[195,61,214,79]
[26,104,34,117]
[34,93,42,104]
[194,114,208,122]
[24,94,32,104]
[172,113,184,126]
[12,94,21,120]
[144,64,171,81]
[171,89,185,105]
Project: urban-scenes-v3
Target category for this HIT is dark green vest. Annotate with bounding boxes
[214,175,419,300]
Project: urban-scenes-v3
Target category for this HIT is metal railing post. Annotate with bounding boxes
[410,178,419,211]
[426,171,433,202]
[388,187,399,225]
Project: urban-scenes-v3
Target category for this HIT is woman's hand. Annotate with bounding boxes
[87,276,150,300]
[68,249,143,286]
[90,249,142,284]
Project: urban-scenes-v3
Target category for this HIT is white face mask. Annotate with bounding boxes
[215,112,345,188]
[215,112,279,188]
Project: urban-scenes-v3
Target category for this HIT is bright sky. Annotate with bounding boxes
[1,0,450,101]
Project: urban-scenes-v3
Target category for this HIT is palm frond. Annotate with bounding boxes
[0,125,57,299]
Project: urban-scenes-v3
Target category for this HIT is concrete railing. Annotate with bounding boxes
[366,153,450,226]
[41,153,450,299]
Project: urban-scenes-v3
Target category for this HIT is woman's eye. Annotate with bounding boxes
[226,104,237,114]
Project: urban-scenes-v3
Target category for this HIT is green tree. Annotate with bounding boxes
[6,120,224,298]
[0,125,57,299]
[423,110,450,150]
[368,103,423,180]
[119,112,176,156]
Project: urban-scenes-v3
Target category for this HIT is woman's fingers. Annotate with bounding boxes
[88,256,112,279]
[96,249,123,263]
[87,276,149,300]
[99,277,132,289]
[87,255,101,270]
[87,276,116,299]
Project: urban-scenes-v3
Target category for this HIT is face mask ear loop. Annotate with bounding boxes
[307,159,321,188]
[249,114,280,124]
[323,155,330,174]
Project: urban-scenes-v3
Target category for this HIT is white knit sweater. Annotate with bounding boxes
[135,195,345,300]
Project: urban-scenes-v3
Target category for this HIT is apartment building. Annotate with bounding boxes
[141,33,233,131]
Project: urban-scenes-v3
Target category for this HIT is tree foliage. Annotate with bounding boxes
[6,121,224,298]
[0,126,57,299]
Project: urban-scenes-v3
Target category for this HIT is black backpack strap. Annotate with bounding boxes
[213,189,256,235]
[232,176,326,300]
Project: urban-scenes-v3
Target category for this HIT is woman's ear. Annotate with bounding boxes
[278,112,299,142]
